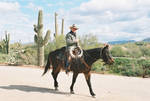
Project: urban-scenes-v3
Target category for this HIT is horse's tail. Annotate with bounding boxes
[42,53,52,76]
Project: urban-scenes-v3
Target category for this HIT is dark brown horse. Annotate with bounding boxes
[42,45,114,96]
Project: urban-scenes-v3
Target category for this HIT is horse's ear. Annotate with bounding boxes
[104,43,109,48]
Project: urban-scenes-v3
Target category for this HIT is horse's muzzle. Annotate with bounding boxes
[109,58,114,64]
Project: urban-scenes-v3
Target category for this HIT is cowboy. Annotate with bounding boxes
[65,24,79,73]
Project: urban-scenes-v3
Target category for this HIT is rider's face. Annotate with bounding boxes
[71,28,77,32]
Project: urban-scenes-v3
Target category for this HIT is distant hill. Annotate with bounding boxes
[108,40,135,45]
[142,38,150,42]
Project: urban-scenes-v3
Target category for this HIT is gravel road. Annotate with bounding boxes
[0,66,150,101]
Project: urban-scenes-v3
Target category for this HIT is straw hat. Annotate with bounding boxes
[70,24,79,30]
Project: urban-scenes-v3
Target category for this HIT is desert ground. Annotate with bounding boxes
[0,66,150,101]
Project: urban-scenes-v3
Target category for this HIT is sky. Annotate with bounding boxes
[0,0,150,43]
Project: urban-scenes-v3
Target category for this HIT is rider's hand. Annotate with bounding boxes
[75,39,79,42]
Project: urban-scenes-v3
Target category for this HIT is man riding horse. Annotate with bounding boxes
[43,24,114,96]
[65,24,81,74]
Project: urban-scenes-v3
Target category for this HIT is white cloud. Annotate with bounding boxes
[76,0,137,14]
[0,2,20,12]
[47,3,52,7]
[1,0,150,43]
[0,1,34,43]
[62,0,150,42]
[57,2,64,6]
[26,2,43,11]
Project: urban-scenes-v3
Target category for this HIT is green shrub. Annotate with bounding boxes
[137,59,150,77]
[111,46,127,57]
[0,53,8,63]
[108,58,145,77]
[0,43,37,65]
[140,47,150,57]
[92,60,107,73]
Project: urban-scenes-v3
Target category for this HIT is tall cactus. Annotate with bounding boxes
[55,12,58,37]
[3,31,10,54]
[34,10,51,66]
[61,18,64,35]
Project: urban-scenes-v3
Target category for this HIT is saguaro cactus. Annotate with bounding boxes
[3,31,10,54]
[34,10,51,66]
[61,18,64,35]
[55,12,58,37]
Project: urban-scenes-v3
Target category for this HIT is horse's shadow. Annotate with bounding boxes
[0,85,71,95]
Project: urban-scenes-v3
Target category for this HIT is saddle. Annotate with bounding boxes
[56,46,90,70]
[67,46,90,70]
[68,46,83,58]
[56,46,83,60]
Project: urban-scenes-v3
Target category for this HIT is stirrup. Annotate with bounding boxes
[65,69,69,74]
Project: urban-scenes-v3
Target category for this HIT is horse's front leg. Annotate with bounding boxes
[70,72,78,94]
[84,72,96,97]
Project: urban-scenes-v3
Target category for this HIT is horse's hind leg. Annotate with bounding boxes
[51,67,60,90]
[70,72,78,94]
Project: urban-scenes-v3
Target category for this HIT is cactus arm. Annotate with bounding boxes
[34,34,38,44]
[3,33,10,54]
[5,34,7,41]
[61,19,64,35]
[34,25,38,33]
[43,30,50,45]
[38,10,43,25]
[8,34,10,43]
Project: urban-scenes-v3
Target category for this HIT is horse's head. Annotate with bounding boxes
[101,44,114,64]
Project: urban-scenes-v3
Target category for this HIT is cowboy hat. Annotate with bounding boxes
[70,24,79,30]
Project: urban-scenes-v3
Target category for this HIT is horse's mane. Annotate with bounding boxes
[84,48,101,53]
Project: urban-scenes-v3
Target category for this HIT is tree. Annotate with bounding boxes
[79,34,100,49]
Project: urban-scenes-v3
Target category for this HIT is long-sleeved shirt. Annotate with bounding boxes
[65,31,78,46]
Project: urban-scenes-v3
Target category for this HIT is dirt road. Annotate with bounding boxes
[0,66,150,101]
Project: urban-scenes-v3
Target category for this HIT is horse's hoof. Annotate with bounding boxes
[55,87,58,91]
[91,93,96,97]
[70,91,75,94]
